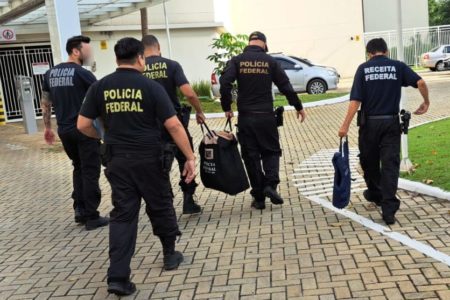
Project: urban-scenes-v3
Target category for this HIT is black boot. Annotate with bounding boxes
[263,186,284,205]
[182,192,201,214]
[363,189,382,206]
[74,207,85,224]
[85,216,109,231]
[251,200,266,210]
[159,236,184,270]
[107,281,136,296]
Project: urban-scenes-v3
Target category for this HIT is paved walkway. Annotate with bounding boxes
[0,74,449,299]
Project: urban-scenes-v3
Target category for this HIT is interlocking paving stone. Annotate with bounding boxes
[0,76,449,299]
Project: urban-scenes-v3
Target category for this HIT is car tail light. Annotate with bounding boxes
[423,54,429,60]
[211,73,217,85]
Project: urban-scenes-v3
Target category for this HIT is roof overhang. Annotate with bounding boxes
[0,0,166,26]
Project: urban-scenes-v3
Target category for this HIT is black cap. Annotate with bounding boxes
[249,31,268,52]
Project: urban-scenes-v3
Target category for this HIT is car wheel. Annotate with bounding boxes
[429,67,437,72]
[436,61,445,71]
[307,79,327,94]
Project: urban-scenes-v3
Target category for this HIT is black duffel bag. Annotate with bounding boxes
[199,119,250,195]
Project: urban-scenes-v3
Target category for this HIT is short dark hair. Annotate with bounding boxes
[66,35,90,55]
[366,38,388,54]
[142,35,159,48]
[114,37,144,65]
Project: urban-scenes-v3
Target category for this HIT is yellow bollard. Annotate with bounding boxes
[0,97,5,126]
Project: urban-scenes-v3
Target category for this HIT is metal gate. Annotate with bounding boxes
[0,44,54,121]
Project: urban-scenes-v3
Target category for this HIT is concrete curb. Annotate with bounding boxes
[190,94,350,119]
[399,178,450,201]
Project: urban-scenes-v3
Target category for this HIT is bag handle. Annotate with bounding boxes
[200,122,215,138]
[224,118,233,132]
[339,136,348,156]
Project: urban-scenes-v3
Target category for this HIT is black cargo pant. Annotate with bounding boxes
[237,113,281,202]
[104,147,181,283]
[359,119,401,216]
[58,129,101,220]
[164,124,198,194]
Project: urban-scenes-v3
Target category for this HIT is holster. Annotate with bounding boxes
[356,110,366,127]
[275,106,285,127]
[161,143,176,173]
[400,110,411,134]
[100,142,111,167]
[178,105,192,128]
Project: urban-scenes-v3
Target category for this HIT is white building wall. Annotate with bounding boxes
[363,0,429,32]
[226,0,366,77]
[87,28,218,82]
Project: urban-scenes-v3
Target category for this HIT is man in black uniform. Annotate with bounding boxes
[220,31,306,210]
[77,37,196,296]
[339,38,430,225]
[41,35,108,230]
[141,35,205,214]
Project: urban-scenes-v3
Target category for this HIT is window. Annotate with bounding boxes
[444,46,450,54]
[276,59,295,70]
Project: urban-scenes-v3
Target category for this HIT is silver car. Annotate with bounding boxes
[211,53,340,98]
[421,45,450,71]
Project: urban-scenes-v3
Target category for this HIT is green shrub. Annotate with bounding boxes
[192,80,212,99]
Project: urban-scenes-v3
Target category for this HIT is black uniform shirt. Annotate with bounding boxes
[350,56,422,115]
[219,45,303,113]
[79,68,176,148]
[143,56,189,112]
[42,62,96,134]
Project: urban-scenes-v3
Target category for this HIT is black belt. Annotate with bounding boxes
[367,115,398,120]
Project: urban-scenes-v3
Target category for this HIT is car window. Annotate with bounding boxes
[429,46,440,52]
[276,58,295,70]
[289,56,314,67]
[444,46,450,53]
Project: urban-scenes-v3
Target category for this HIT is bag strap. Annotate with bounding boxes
[224,118,233,132]
[340,136,348,156]
[201,122,215,138]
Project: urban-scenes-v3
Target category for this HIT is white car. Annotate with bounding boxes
[421,45,450,71]
[211,53,340,98]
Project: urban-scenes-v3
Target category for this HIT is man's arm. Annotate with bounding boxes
[40,91,55,145]
[271,62,306,122]
[414,79,430,115]
[219,59,237,116]
[41,91,52,130]
[164,115,196,183]
[77,115,100,139]
[179,84,205,124]
[338,100,361,137]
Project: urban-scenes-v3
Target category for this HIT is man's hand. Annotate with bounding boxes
[182,159,196,184]
[225,111,234,119]
[297,109,306,122]
[44,128,55,145]
[196,111,206,124]
[414,102,430,115]
[338,125,349,138]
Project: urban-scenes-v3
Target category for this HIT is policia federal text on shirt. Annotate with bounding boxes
[339,38,430,225]
[40,35,108,231]
[142,34,206,215]
[77,38,196,297]
[220,31,306,210]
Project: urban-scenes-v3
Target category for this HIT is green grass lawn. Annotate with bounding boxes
[182,92,348,114]
[401,118,450,191]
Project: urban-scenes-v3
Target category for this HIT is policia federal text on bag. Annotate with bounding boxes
[199,119,250,195]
